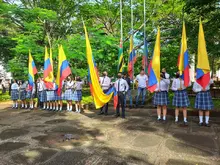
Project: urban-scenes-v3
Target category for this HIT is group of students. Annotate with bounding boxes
[10,76,84,113]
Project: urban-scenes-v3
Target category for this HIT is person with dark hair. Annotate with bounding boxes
[10,79,19,109]
[114,72,129,118]
[123,73,133,108]
[26,80,36,110]
[19,80,28,109]
[193,78,214,127]
[99,71,111,115]
[46,82,56,111]
[154,72,170,122]
[64,76,74,111]
[54,80,65,111]
[38,77,47,110]
[171,72,190,125]
[135,69,148,107]
[73,76,84,113]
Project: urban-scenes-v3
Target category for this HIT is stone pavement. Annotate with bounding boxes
[0,102,220,165]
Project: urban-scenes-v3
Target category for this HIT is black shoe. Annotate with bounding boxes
[175,121,178,124]
[199,122,203,126]
[184,122,188,126]
[121,116,125,119]
[204,123,210,127]
[129,106,132,109]
[98,112,104,115]
[157,118,162,122]
[115,114,120,118]
[104,113,108,116]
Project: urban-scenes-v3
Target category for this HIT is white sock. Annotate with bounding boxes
[175,116,178,122]
[199,116,203,123]
[56,106,59,111]
[67,104,69,111]
[78,109,81,113]
[43,105,45,109]
[184,117,187,122]
[158,115,161,120]
[205,116,209,124]
[22,104,24,107]
[25,104,28,108]
[60,107,62,111]
[13,103,15,107]
[15,102,18,107]
[70,105,72,111]
[75,105,78,112]
[163,116,166,121]
[53,106,56,110]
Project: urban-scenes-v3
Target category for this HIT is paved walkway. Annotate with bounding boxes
[0,102,219,165]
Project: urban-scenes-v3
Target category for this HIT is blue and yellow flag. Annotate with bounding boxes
[28,50,38,90]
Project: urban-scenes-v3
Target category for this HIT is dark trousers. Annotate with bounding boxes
[116,92,125,118]
[100,89,109,113]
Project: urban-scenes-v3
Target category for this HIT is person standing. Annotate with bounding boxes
[19,80,27,109]
[123,73,133,108]
[73,76,84,113]
[11,79,19,109]
[193,79,214,127]
[38,77,47,110]
[162,68,170,79]
[54,80,65,111]
[171,72,190,125]
[99,71,111,115]
[64,76,74,112]
[46,82,56,111]
[114,73,129,118]
[26,81,36,110]
[154,72,170,122]
[135,69,148,107]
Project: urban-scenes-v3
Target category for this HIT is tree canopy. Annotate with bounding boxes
[0,0,219,80]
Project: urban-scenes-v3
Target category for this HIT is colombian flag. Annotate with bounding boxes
[148,27,160,93]
[44,46,54,89]
[28,50,38,90]
[178,21,190,87]
[55,45,71,96]
[128,35,136,79]
[196,18,210,89]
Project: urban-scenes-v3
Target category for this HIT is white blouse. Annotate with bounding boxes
[171,78,191,91]
[38,80,47,91]
[66,81,74,89]
[193,79,213,93]
[11,83,19,90]
[155,78,170,92]
[74,81,83,90]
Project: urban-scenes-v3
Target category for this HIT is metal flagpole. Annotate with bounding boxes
[144,0,146,73]
[131,0,134,89]
[120,0,123,42]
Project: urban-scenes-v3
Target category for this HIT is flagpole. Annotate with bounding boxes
[144,0,146,73]
[131,0,135,90]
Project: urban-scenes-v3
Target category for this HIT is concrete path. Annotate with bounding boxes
[0,102,219,165]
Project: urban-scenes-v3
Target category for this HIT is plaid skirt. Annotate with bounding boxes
[72,90,82,101]
[11,89,19,100]
[46,91,55,101]
[19,90,26,100]
[172,90,190,107]
[39,90,47,102]
[54,91,64,101]
[26,91,35,99]
[64,89,73,101]
[195,91,213,110]
[153,91,169,106]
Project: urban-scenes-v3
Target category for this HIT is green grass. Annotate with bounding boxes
[0,91,10,102]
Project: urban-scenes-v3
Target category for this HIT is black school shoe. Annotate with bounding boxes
[198,122,203,126]
[98,112,104,115]
[184,122,188,126]
[204,123,211,127]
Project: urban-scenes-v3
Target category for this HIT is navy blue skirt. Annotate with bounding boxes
[39,90,47,102]
[19,90,26,100]
[11,89,19,100]
[172,90,190,107]
[153,91,169,106]
[72,90,82,101]
[195,91,213,110]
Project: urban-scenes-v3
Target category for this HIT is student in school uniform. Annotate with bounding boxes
[193,79,214,127]
[11,79,19,109]
[114,72,129,118]
[19,80,28,109]
[64,76,74,111]
[38,78,47,110]
[171,72,190,126]
[154,72,170,122]
[46,82,56,111]
[54,80,65,111]
[73,76,84,113]
[26,81,36,110]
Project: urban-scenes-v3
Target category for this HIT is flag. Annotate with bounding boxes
[56,45,71,96]
[142,37,148,74]
[84,23,114,109]
[148,27,160,93]
[128,35,136,79]
[177,21,190,87]
[28,50,38,90]
[44,46,54,89]
[117,39,124,72]
[196,18,210,89]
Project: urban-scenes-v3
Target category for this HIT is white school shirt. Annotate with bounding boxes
[155,78,170,92]
[114,78,129,92]
[20,83,27,90]
[11,83,19,90]
[99,76,111,90]
[171,78,191,91]
[66,81,74,89]
[193,79,213,93]
[74,81,83,90]
[136,74,148,88]
[38,80,46,91]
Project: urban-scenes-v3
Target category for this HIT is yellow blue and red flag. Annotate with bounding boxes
[28,50,38,90]
[44,46,54,89]
[177,21,190,87]
[196,18,210,89]
[128,35,136,79]
[148,27,160,93]
[55,45,71,96]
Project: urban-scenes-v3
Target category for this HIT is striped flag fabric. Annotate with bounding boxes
[28,50,38,90]
[44,46,54,89]
[117,39,124,72]
[128,35,136,79]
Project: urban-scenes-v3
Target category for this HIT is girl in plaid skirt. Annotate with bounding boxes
[154,72,170,121]
[64,77,74,111]
[171,72,190,126]
[54,80,65,111]
[193,79,214,127]
[73,76,84,113]
[19,81,28,109]
[11,79,19,109]
[38,78,47,109]
[46,82,56,111]
[26,83,36,110]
